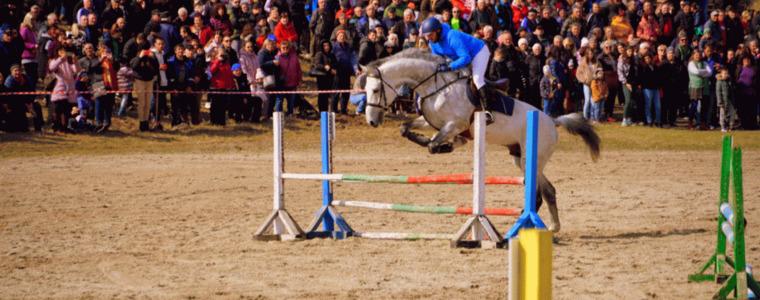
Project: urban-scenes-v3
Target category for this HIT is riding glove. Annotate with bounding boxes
[436,64,451,73]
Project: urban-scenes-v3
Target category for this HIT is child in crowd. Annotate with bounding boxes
[230,63,252,123]
[715,67,736,132]
[590,65,608,122]
[539,65,558,116]
[68,106,95,132]
[116,59,135,117]
[75,71,93,129]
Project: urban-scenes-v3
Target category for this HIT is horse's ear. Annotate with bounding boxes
[354,72,367,90]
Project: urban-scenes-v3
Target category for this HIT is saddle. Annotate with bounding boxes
[466,79,515,117]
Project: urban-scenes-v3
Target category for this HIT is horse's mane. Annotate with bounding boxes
[366,48,446,70]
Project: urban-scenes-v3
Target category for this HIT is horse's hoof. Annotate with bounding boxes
[429,143,454,154]
[548,224,560,233]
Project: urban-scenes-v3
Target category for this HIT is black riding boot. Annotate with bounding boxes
[477,88,494,124]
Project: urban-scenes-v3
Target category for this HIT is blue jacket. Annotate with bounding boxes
[429,23,485,70]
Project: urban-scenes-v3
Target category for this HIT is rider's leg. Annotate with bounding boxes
[471,46,493,123]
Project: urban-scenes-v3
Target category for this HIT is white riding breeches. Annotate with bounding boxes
[471,46,490,90]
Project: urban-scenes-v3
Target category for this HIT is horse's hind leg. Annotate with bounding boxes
[538,174,560,232]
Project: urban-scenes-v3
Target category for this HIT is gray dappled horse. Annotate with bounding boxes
[355,48,600,232]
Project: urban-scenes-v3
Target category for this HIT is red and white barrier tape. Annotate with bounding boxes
[0,88,364,96]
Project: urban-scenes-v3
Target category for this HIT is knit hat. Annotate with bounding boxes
[231,63,241,71]
[580,37,589,48]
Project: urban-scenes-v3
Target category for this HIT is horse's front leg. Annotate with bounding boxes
[428,121,467,154]
[400,116,431,147]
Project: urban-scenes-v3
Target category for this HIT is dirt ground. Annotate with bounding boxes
[1,122,759,299]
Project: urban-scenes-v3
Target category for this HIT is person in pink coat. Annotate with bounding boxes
[49,47,80,132]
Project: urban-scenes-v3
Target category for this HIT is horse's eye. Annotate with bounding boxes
[372,89,379,93]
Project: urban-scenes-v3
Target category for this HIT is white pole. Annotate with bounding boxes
[272,112,284,234]
[472,112,486,240]
[508,237,520,300]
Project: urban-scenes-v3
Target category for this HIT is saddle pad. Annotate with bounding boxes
[486,94,515,116]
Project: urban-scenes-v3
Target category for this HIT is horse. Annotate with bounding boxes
[355,48,600,233]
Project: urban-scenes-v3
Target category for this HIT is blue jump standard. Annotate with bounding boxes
[506,110,546,239]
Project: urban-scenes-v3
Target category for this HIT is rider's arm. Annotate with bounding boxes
[448,37,474,70]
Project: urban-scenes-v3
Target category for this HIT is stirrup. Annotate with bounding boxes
[484,110,495,125]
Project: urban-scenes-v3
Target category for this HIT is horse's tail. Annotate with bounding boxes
[553,113,601,161]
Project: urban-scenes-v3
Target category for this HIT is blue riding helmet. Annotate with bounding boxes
[420,17,442,34]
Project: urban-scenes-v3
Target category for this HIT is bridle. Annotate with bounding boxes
[365,66,468,111]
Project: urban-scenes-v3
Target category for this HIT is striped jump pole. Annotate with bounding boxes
[281,173,524,185]
[254,112,305,241]
[352,232,453,240]
[332,200,520,216]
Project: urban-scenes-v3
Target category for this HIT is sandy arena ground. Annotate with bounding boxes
[1,124,759,299]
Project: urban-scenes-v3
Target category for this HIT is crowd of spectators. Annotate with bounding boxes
[0,0,758,134]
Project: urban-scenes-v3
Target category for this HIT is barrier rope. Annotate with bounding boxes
[0,88,364,96]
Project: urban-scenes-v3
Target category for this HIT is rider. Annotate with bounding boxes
[420,17,494,122]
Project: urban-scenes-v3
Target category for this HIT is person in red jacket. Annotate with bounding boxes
[274,13,298,48]
[274,40,302,115]
[209,50,235,125]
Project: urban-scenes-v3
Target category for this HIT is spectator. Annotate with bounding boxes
[151,38,170,130]
[610,5,632,42]
[95,45,118,133]
[598,40,619,122]
[524,43,543,109]
[4,64,38,132]
[310,0,335,56]
[358,29,380,65]
[274,40,302,115]
[130,48,158,132]
[209,49,235,125]
[587,4,607,34]
[167,44,194,127]
[734,56,758,130]
[539,65,558,116]
[229,63,251,123]
[470,0,497,33]
[539,7,559,39]
[673,1,695,41]
[687,51,712,130]
[258,38,279,117]
[20,13,39,88]
[715,67,735,132]
[49,48,79,133]
[661,47,688,127]
[636,12,660,43]
[332,31,357,114]
[313,40,337,112]
[617,45,635,126]
[590,55,607,123]
[274,13,298,48]
[116,58,135,117]
[639,54,662,127]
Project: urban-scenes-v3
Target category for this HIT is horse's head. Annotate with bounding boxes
[360,66,391,127]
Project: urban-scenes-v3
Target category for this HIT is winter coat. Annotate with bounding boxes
[167,56,194,90]
[274,22,298,46]
[358,37,379,65]
[429,23,486,70]
[275,51,302,89]
[715,73,732,108]
[130,54,159,81]
[49,57,79,103]
[20,26,36,61]
[310,8,335,40]
[239,49,260,84]
[539,75,557,99]
[209,59,235,90]
[687,60,712,90]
